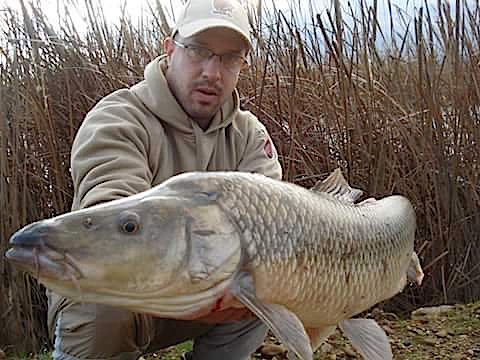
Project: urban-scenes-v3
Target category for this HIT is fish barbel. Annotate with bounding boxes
[6,169,422,359]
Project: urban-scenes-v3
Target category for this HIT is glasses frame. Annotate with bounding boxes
[172,39,249,73]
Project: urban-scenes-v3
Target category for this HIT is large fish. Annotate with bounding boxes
[5,169,423,360]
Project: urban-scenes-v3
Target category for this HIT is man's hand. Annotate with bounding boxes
[195,307,255,324]
[195,293,255,324]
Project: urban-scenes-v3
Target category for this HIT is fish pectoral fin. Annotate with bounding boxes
[306,325,336,351]
[231,272,313,360]
[339,318,393,360]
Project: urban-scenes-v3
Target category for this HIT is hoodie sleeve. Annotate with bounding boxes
[237,113,283,180]
[70,90,154,210]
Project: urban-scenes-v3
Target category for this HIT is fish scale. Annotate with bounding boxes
[205,173,414,326]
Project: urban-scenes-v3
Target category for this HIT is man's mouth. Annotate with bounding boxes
[194,87,221,103]
[196,87,219,96]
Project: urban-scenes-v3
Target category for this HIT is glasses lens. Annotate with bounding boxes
[222,54,247,72]
[186,46,212,62]
[177,41,247,73]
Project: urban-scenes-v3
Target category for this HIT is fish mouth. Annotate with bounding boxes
[6,227,84,282]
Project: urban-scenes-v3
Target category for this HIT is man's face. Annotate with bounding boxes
[164,28,248,128]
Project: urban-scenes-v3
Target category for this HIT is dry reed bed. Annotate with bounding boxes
[0,0,479,353]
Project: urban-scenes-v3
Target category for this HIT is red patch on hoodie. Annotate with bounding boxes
[264,138,273,158]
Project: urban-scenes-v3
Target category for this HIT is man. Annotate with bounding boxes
[47,0,282,359]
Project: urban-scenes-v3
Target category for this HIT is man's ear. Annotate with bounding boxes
[164,37,175,57]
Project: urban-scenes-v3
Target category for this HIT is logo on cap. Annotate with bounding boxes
[212,0,241,17]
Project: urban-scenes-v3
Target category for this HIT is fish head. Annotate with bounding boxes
[6,185,242,316]
[6,194,189,293]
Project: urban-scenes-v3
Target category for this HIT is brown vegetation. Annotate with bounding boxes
[0,0,478,354]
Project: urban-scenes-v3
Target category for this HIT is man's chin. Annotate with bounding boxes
[187,105,220,124]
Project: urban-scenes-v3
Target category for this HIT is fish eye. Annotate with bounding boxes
[122,220,139,234]
[118,212,140,234]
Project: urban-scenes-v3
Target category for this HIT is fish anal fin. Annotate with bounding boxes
[311,168,363,204]
[231,272,313,360]
[339,318,393,360]
[306,325,336,351]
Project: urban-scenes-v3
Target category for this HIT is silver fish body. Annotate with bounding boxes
[6,169,419,359]
[218,176,414,326]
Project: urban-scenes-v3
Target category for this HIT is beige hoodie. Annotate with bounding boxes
[70,56,282,210]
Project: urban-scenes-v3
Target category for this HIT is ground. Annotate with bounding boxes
[3,303,480,359]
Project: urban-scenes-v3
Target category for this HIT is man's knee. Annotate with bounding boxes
[193,319,268,360]
[49,297,152,360]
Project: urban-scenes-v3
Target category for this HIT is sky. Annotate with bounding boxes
[0,0,474,43]
[0,0,449,27]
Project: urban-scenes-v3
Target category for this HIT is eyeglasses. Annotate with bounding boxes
[173,39,248,73]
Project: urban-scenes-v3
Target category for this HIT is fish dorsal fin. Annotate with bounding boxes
[231,272,313,360]
[311,168,363,204]
[339,319,393,360]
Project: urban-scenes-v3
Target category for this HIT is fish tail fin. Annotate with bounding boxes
[407,251,424,286]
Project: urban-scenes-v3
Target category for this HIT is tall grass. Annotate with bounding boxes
[1,0,479,353]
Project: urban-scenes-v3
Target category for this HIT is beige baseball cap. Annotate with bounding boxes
[172,0,251,47]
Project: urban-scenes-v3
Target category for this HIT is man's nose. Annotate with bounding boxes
[201,55,222,80]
